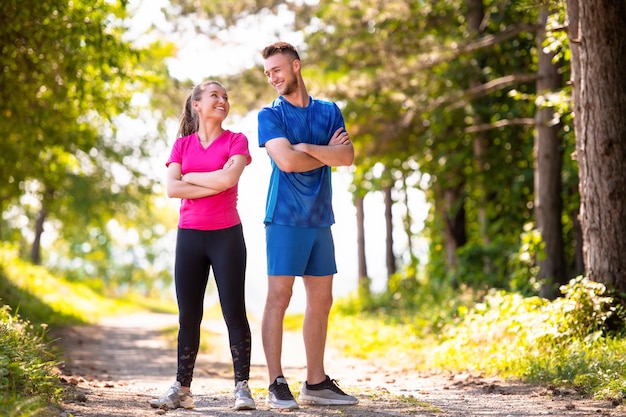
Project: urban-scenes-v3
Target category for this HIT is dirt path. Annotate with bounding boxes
[52,313,621,417]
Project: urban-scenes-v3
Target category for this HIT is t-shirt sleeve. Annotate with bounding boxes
[231,132,252,165]
[258,107,286,147]
[332,103,346,132]
[166,137,182,167]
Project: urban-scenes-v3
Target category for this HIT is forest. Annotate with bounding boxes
[1,0,626,414]
[3,0,626,303]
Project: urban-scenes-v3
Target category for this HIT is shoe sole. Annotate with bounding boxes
[179,400,195,409]
[149,401,176,409]
[149,404,195,410]
[299,394,358,405]
[235,405,257,410]
[234,400,256,410]
[266,398,299,410]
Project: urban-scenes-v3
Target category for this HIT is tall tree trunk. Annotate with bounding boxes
[400,174,414,261]
[468,0,489,246]
[355,193,371,298]
[31,204,46,265]
[535,8,566,299]
[383,184,396,278]
[435,181,467,277]
[567,0,626,292]
[571,208,584,276]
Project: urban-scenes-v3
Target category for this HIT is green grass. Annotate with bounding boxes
[159,302,230,354]
[283,313,304,331]
[0,245,176,327]
[330,276,626,403]
[159,309,304,355]
[0,274,175,327]
[3,239,626,414]
[0,304,60,416]
[0,244,177,416]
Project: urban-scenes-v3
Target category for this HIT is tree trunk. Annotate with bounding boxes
[31,204,46,265]
[467,0,489,245]
[355,193,371,297]
[400,174,414,261]
[383,184,396,278]
[571,208,584,276]
[535,8,566,299]
[435,181,467,276]
[567,0,626,292]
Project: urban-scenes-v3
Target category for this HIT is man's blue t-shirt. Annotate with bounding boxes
[258,96,345,227]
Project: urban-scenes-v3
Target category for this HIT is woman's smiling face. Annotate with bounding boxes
[194,83,230,120]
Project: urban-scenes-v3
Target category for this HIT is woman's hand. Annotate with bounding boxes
[181,158,234,183]
[222,158,235,170]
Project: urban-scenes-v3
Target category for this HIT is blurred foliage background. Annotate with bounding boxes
[2,0,626,414]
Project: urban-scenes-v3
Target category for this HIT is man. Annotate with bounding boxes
[257,41,358,409]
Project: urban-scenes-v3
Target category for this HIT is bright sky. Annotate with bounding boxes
[127,0,429,317]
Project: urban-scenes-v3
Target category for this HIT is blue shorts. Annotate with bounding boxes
[265,224,337,277]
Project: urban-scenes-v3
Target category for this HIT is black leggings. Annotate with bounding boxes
[174,225,251,387]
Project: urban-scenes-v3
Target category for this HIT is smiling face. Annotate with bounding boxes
[193,82,230,121]
[263,52,300,96]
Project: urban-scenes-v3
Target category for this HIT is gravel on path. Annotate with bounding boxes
[52,313,622,417]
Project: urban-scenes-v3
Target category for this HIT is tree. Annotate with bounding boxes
[535,7,566,299]
[163,0,582,297]
[383,178,396,278]
[567,0,626,293]
[0,0,178,292]
[355,193,370,297]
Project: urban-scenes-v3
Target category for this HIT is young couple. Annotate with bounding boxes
[149,41,358,411]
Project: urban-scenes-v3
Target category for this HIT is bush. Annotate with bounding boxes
[542,275,625,342]
[0,304,60,416]
[431,276,626,400]
[335,271,626,401]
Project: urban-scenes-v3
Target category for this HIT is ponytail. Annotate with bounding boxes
[177,94,198,138]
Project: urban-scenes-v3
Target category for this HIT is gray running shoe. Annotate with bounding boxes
[299,375,358,405]
[266,376,299,409]
[149,381,194,410]
[234,380,256,410]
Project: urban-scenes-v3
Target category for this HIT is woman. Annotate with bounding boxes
[149,80,255,411]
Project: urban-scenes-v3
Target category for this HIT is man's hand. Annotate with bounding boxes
[329,127,351,145]
[289,127,354,168]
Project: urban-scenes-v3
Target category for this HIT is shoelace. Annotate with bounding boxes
[163,386,178,398]
[236,382,252,397]
[273,381,295,399]
[327,378,348,395]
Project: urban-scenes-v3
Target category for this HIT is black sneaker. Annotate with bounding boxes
[266,376,299,409]
[299,375,358,405]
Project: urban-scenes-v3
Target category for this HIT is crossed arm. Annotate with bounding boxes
[265,127,354,173]
[166,154,248,199]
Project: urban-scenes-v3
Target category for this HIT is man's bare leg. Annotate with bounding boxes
[262,275,295,383]
[302,274,333,385]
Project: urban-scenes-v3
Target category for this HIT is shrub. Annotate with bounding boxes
[0,304,60,415]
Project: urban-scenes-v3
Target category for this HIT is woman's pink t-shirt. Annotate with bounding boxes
[166,130,251,231]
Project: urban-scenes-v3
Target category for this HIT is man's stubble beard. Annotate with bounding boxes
[279,76,300,96]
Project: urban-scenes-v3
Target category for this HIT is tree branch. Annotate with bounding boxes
[401,73,537,128]
[410,24,541,71]
[465,118,535,133]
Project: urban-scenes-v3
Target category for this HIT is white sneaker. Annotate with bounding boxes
[149,381,195,410]
[234,380,256,410]
[299,375,358,405]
